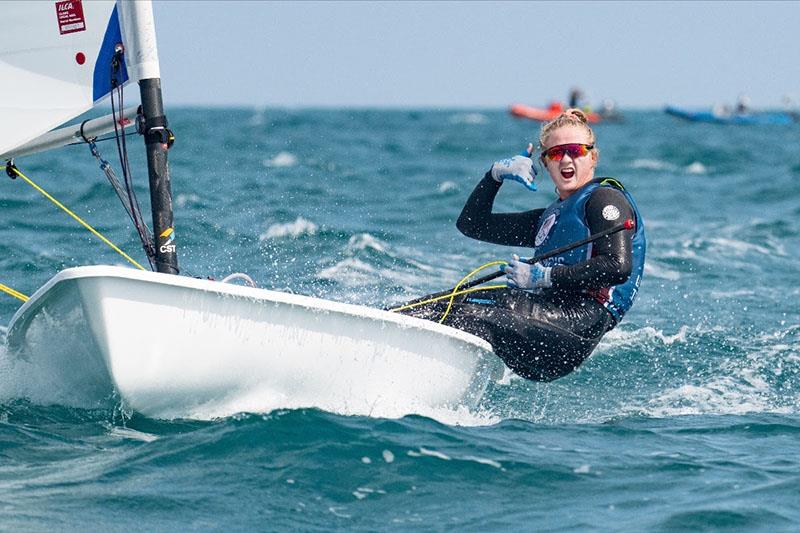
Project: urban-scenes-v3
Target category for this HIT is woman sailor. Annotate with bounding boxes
[404,108,646,381]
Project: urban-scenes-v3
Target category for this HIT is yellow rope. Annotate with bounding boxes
[388,259,509,323]
[388,283,507,313]
[437,260,508,323]
[0,281,28,302]
[2,165,145,271]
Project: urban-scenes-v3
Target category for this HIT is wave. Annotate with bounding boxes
[262,151,298,168]
[448,113,488,125]
[107,426,160,442]
[685,161,708,174]
[601,325,690,347]
[345,233,387,253]
[317,257,377,284]
[709,288,756,299]
[606,322,800,419]
[638,378,791,418]
[248,108,267,126]
[314,258,427,298]
[175,193,203,209]
[318,233,440,293]
[259,217,319,240]
[629,158,675,171]
[628,158,709,175]
[438,180,459,194]
[686,236,778,258]
[643,260,681,280]
[653,233,784,266]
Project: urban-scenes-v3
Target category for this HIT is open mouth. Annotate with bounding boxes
[560,168,575,179]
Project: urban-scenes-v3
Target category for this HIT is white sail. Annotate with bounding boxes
[0,0,135,157]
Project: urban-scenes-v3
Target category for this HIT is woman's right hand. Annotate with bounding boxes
[489,143,537,191]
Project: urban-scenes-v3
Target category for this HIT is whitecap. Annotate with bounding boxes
[345,233,387,253]
[317,258,377,285]
[643,261,681,280]
[248,107,266,126]
[323,259,434,293]
[463,455,503,469]
[702,237,773,257]
[403,256,435,273]
[685,161,708,174]
[438,180,459,193]
[259,217,318,240]
[709,289,756,299]
[108,426,159,442]
[263,151,297,168]
[629,159,675,171]
[638,378,790,418]
[627,328,799,418]
[409,447,451,461]
[175,193,201,208]
[602,325,689,347]
[328,507,351,518]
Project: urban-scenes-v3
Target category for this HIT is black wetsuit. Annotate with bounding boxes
[402,173,643,381]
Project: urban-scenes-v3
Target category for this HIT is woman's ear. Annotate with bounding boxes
[592,150,598,166]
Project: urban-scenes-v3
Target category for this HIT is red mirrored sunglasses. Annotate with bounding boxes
[540,143,594,162]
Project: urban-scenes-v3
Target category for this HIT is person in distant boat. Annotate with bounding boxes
[735,95,751,114]
[598,99,624,122]
[568,87,585,109]
[401,109,646,381]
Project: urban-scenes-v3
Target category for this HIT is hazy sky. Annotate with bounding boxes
[152,1,800,109]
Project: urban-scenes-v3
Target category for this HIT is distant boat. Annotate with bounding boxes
[509,102,603,124]
[665,106,795,125]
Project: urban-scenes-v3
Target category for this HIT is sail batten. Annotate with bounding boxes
[0,0,136,158]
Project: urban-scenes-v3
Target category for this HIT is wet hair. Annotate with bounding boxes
[539,108,596,149]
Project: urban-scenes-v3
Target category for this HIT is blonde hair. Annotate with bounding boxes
[539,108,596,149]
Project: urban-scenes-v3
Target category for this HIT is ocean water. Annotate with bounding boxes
[1,108,799,530]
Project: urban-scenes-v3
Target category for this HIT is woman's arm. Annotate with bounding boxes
[456,173,544,247]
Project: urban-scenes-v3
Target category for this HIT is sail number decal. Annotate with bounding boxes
[56,0,87,35]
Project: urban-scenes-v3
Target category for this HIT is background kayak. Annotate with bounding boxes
[665,105,795,125]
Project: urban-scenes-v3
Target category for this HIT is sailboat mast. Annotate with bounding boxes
[119,0,178,275]
[140,78,177,274]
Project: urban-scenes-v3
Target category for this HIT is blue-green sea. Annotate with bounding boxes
[1,108,799,530]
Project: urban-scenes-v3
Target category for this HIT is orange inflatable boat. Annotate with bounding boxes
[509,101,602,123]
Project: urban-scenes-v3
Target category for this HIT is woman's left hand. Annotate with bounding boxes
[504,254,552,289]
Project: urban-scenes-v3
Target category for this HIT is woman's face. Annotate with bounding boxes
[541,125,597,199]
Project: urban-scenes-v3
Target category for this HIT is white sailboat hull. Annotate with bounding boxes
[5,266,502,420]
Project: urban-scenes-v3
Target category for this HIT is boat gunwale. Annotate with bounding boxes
[8,265,494,353]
